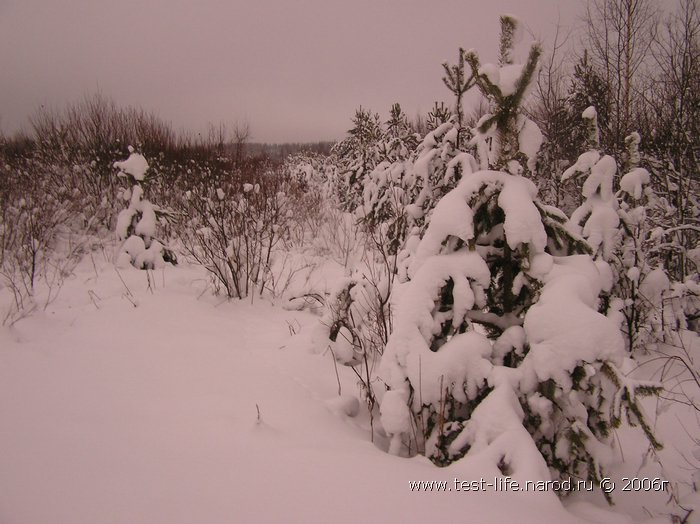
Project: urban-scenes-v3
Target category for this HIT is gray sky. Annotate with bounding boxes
[0,0,579,143]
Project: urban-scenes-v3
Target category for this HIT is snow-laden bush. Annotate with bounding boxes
[578,113,700,512]
[175,168,294,299]
[0,161,90,323]
[561,107,700,513]
[563,109,699,354]
[114,147,176,269]
[359,104,420,255]
[282,152,335,249]
[308,270,389,413]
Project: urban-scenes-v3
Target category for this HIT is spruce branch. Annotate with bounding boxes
[499,14,519,66]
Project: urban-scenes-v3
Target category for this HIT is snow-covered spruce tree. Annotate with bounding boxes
[377,17,660,501]
[354,106,477,370]
[359,104,422,255]
[425,102,452,132]
[380,103,419,163]
[361,101,469,258]
[309,103,443,417]
[114,146,176,269]
[390,118,480,285]
[340,111,477,403]
[332,108,383,212]
[360,153,412,258]
[333,108,470,407]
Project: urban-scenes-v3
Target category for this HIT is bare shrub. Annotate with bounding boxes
[174,165,296,299]
[315,209,365,268]
[0,163,89,324]
[30,92,177,160]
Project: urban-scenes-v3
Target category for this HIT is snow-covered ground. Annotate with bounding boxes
[0,255,679,523]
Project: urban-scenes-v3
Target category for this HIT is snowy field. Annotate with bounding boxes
[2,10,699,524]
[0,254,683,524]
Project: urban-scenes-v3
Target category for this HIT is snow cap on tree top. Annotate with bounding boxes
[582,106,597,120]
[582,106,600,150]
[114,147,149,181]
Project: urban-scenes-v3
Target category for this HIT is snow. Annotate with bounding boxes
[412,147,438,184]
[479,63,501,86]
[413,188,475,262]
[497,173,547,252]
[528,252,554,279]
[450,384,545,476]
[620,167,651,200]
[522,255,625,387]
[638,267,670,306]
[580,203,620,259]
[562,150,601,182]
[568,155,621,260]
[134,200,156,240]
[396,252,492,338]
[380,389,412,454]
[626,266,641,285]
[477,63,525,97]
[412,170,547,266]
[130,184,144,207]
[324,394,360,418]
[0,256,619,524]
[113,149,149,181]
[116,207,135,241]
[518,116,543,172]
[499,63,525,96]
[582,106,597,120]
[445,152,478,183]
[493,325,526,364]
[120,234,146,262]
[134,239,165,270]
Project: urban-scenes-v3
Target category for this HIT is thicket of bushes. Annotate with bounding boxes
[0,93,329,321]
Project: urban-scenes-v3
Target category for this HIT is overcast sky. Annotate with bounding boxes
[0,0,579,143]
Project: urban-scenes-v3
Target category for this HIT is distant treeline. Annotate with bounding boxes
[247,142,334,159]
[0,93,335,166]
